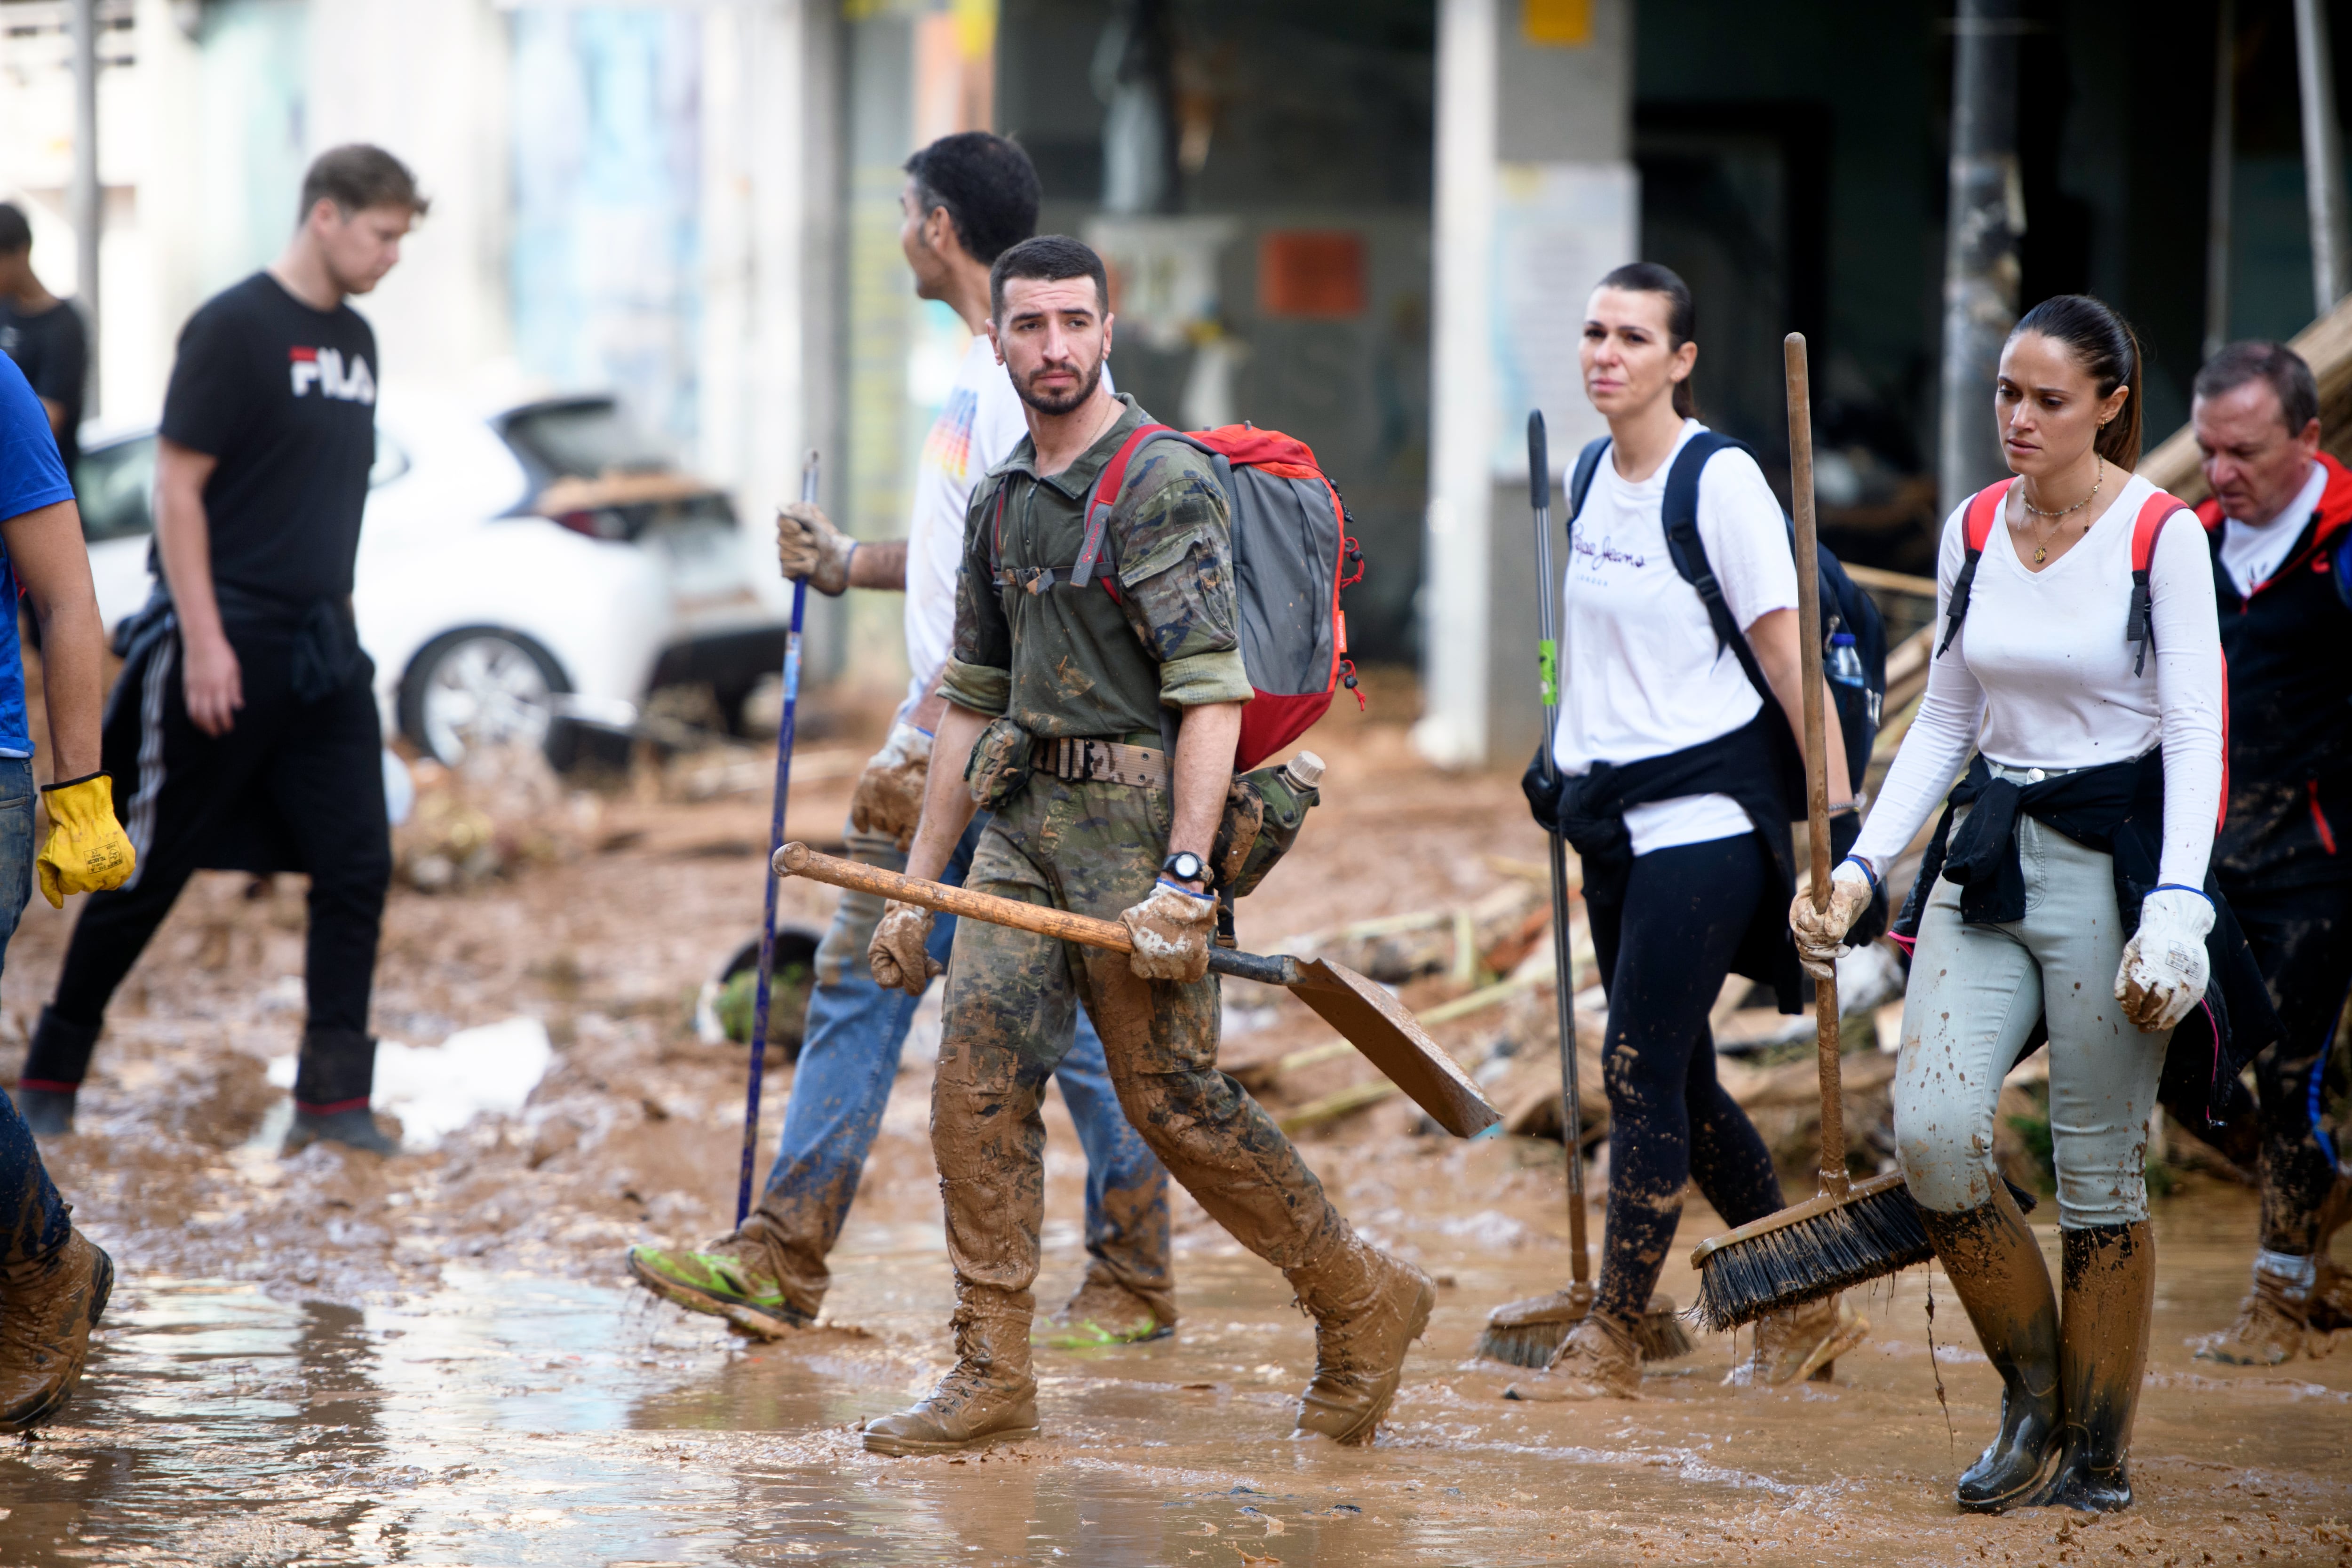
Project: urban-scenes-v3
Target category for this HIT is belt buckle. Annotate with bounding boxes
[1080,740,1108,780]
[2025,767,2046,784]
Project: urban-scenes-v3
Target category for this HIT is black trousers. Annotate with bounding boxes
[1585,833,1788,1321]
[27,622,391,1107]
[2159,881,2352,1254]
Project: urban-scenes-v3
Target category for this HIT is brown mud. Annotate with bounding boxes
[1,685,2347,1564]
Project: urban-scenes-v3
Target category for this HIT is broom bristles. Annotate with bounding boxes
[1689,1181,1931,1332]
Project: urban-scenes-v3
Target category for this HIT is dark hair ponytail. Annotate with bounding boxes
[1598,261,1698,418]
[2010,294,2143,470]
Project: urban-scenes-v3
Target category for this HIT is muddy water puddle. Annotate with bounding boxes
[2,1188,2346,1567]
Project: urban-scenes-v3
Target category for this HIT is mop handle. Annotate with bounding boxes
[1528,412,1590,1288]
[737,450,822,1227]
[1785,336,1850,1202]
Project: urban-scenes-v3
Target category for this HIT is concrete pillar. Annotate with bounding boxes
[1936,0,2022,520]
[69,0,100,405]
[1415,0,1635,771]
[2294,0,2352,315]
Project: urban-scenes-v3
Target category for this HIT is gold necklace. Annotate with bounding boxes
[2020,466,2102,563]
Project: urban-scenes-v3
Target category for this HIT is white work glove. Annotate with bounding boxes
[868,900,942,996]
[851,722,932,850]
[776,501,856,595]
[1789,860,1876,980]
[1120,878,1216,982]
[2114,886,2215,1033]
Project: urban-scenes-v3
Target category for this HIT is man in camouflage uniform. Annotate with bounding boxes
[857,235,1431,1457]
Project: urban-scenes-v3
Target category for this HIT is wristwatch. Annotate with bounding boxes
[1160,851,1206,886]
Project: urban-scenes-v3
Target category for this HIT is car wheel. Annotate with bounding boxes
[399,628,569,767]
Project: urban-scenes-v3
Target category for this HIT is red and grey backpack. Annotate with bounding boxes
[991,422,1367,772]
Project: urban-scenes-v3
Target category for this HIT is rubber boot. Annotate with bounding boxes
[1918,1192,2062,1512]
[862,1289,1041,1456]
[1286,1238,1434,1443]
[284,1027,397,1156]
[16,1008,101,1136]
[2030,1223,2154,1513]
[0,1226,114,1433]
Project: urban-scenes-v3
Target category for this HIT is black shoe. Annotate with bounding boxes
[8,1085,75,1137]
[283,1106,399,1156]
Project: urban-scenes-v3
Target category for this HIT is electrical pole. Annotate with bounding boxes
[2205,0,2235,362]
[1937,0,2023,519]
[69,0,100,409]
[2295,0,2352,316]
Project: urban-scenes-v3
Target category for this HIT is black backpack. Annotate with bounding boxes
[1567,432,1887,812]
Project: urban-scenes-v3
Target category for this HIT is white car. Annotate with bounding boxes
[73,392,791,768]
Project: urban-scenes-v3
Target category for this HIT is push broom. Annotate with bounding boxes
[734,450,822,1228]
[1475,411,1690,1369]
[1685,336,1938,1332]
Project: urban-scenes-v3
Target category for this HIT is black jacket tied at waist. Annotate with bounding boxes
[1892,749,2282,1121]
[1526,708,1802,1012]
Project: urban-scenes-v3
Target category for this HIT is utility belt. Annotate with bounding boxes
[1033,732,1169,788]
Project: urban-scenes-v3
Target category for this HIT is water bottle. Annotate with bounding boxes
[1826,630,1865,689]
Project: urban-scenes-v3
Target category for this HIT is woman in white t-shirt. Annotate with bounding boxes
[1505,263,1866,1403]
[1795,295,2228,1514]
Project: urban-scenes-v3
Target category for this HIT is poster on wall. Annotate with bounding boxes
[1489,161,1638,480]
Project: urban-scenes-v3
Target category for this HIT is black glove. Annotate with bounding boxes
[1523,745,1561,833]
[1827,808,1889,947]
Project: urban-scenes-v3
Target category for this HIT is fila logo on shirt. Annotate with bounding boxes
[288,346,376,404]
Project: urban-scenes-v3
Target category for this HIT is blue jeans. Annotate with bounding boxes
[750,814,1171,1319]
[0,761,66,1262]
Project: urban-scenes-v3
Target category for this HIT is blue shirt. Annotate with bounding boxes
[0,352,62,757]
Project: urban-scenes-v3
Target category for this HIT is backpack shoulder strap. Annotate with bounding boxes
[2125,490,2191,676]
[1658,433,1775,703]
[1936,479,2015,657]
[1566,437,1611,523]
[1076,423,1181,589]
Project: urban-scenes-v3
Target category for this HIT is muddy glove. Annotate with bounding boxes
[868,899,943,996]
[37,772,134,910]
[850,723,932,850]
[1789,859,1876,980]
[1120,878,1216,982]
[776,501,856,596]
[2114,886,2214,1032]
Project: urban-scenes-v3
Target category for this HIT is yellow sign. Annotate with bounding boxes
[1524,0,1592,46]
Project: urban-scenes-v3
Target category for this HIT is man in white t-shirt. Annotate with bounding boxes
[627,133,1170,1347]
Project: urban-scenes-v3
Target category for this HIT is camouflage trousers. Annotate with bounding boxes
[935,772,1357,1329]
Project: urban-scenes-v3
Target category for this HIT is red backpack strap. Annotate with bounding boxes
[2125,491,2190,676]
[1076,423,1178,589]
[1936,479,2015,657]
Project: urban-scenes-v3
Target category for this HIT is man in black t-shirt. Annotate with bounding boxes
[0,204,89,485]
[18,147,427,1155]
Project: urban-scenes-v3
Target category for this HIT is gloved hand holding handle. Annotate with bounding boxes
[1120,879,1216,982]
[2114,885,2213,1032]
[38,772,134,909]
[869,899,942,996]
[775,501,857,596]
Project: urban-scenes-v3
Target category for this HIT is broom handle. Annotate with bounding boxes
[1785,334,1849,1202]
[1527,412,1590,1291]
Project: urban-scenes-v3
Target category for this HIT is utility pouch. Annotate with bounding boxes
[1210,753,1324,899]
[964,716,1036,812]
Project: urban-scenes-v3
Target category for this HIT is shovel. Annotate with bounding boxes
[771,841,1502,1138]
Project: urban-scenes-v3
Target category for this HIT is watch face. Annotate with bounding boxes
[1167,852,1203,881]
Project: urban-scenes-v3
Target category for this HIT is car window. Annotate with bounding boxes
[497,399,672,486]
[371,427,411,488]
[74,436,155,543]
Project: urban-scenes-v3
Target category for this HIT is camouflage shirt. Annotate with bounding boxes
[940,394,1252,739]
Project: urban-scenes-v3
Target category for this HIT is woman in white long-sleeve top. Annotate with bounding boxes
[1794,294,2272,1516]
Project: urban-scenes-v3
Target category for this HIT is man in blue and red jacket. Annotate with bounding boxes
[2164,341,2352,1364]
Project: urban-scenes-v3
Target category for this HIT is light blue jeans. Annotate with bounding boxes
[1895,775,2173,1228]
[0,761,62,1261]
[752,813,1170,1317]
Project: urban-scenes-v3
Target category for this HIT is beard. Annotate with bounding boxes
[1013,355,1103,416]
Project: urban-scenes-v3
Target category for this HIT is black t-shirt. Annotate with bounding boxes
[159,272,378,619]
[0,297,87,483]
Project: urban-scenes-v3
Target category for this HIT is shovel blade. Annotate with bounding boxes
[1286,957,1502,1138]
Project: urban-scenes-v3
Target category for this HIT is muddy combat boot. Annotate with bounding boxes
[1504,1306,1642,1401]
[1038,1262,1174,1348]
[0,1227,114,1433]
[2193,1252,2314,1366]
[626,1210,817,1339]
[1918,1194,2062,1512]
[1287,1239,1434,1442]
[863,1295,1040,1456]
[2305,1173,2352,1337]
[2030,1223,2155,1513]
[1722,1293,1870,1388]
[6,1085,74,1138]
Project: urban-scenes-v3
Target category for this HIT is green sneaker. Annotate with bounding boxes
[1036,1270,1174,1348]
[626,1238,813,1339]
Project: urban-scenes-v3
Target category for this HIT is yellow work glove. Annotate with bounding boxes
[38,772,135,909]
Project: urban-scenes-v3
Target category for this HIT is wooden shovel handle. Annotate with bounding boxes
[1786,333,1849,1200]
[776,842,1135,951]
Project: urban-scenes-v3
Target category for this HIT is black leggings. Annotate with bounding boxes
[1587,834,1787,1321]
